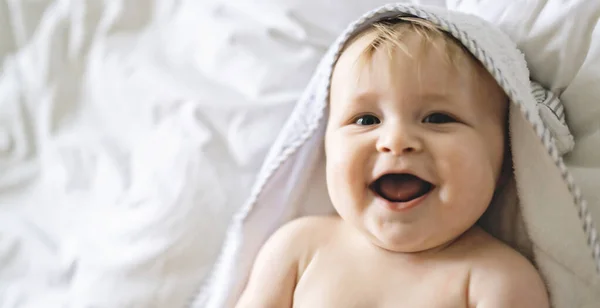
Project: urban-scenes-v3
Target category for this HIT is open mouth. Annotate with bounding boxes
[370,173,434,203]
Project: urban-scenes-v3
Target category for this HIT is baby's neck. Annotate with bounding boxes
[348,222,478,262]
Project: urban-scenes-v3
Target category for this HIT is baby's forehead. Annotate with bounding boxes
[336,29,490,85]
[336,24,481,80]
[330,22,508,116]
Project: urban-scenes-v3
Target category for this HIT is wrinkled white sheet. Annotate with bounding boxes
[0,0,308,306]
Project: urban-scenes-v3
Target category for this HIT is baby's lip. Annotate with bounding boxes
[369,173,435,203]
[370,168,433,186]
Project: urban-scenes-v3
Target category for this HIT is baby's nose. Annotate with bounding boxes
[376,125,422,155]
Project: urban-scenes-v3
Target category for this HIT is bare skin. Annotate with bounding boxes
[237,216,549,308]
[236,25,549,308]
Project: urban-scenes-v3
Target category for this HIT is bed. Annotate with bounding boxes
[1,0,598,307]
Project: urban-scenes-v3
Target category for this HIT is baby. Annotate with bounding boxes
[236,17,549,307]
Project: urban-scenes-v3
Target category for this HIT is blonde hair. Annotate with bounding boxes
[351,16,479,78]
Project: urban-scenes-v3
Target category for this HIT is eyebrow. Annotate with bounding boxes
[418,92,454,103]
[347,91,454,105]
[348,91,379,104]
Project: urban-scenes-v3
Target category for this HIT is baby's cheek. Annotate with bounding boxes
[439,144,496,203]
[326,140,366,199]
[327,136,355,170]
[325,149,347,179]
[325,145,351,189]
[438,186,451,204]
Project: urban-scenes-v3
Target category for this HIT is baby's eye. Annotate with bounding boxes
[423,113,456,124]
[354,114,381,126]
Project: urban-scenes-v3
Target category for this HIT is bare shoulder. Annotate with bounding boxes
[235,215,340,308]
[280,215,342,236]
[275,215,343,272]
[270,215,340,249]
[253,215,340,271]
[463,227,549,308]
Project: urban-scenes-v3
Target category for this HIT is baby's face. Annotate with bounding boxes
[325,30,507,253]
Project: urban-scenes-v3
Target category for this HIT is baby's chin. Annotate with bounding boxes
[361,223,462,254]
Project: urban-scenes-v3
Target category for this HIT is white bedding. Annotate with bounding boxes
[0,1,299,306]
[1,0,598,307]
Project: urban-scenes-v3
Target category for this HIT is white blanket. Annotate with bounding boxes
[0,1,296,307]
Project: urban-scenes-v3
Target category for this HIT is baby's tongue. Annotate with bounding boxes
[377,174,427,202]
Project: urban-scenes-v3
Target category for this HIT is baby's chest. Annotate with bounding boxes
[293,255,470,308]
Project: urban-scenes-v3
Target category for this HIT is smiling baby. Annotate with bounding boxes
[236,17,549,308]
